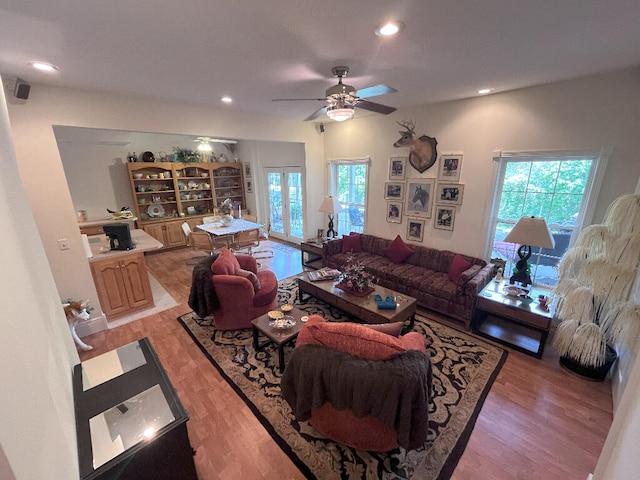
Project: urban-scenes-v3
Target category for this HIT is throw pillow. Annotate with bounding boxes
[383,235,413,264]
[362,321,403,337]
[341,233,362,254]
[211,248,240,275]
[236,268,261,291]
[448,254,472,283]
[296,321,408,361]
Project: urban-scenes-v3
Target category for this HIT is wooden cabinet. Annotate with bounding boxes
[90,252,153,319]
[128,162,245,250]
[142,220,185,249]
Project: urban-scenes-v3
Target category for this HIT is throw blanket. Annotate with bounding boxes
[281,344,432,450]
[187,254,220,318]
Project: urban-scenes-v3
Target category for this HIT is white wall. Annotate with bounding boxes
[324,67,640,259]
[0,77,79,480]
[7,85,324,324]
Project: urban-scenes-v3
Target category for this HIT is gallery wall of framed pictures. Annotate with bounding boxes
[384,153,464,240]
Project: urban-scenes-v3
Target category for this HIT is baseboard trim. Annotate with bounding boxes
[75,312,108,337]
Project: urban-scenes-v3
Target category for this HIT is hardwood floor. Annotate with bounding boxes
[79,242,612,480]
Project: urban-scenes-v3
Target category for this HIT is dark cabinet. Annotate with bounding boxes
[73,338,198,480]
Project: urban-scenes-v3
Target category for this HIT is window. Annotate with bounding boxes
[329,159,369,235]
[487,150,607,286]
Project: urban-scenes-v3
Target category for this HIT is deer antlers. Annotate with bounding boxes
[396,119,415,133]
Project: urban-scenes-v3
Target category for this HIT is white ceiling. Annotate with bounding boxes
[1,0,639,122]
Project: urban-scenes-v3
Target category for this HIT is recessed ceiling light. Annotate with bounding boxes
[375,21,404,37]
[28,61,59,72]
[478,88,494,95]
[221,96,232,103]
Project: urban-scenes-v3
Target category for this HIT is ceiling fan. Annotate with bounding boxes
[273,66,397,122]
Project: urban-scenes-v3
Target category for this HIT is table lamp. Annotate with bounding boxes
[503,216,555,287]
[318,196,343,238]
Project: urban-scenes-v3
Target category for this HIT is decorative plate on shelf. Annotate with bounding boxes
[187,180,198,189]
[147,204,165,218]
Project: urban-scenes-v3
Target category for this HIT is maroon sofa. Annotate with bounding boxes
[323,234,494,330]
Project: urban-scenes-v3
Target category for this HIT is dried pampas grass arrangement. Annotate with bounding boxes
[552,193,640,368]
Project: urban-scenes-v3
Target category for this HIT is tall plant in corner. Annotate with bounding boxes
[552,193,640,377]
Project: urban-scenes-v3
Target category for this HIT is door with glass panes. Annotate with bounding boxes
[265,168,303,242]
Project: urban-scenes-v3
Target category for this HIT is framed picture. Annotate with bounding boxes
[388,156,407,180]
[406,218,425,242]
[437,154,463,182]
[244,162,252,178]
[405,178,435,218]
[436,183,464,205]
[246,180,253,193]
[434,206,456,231]
[386,201,403,223]
[384,182,405,200]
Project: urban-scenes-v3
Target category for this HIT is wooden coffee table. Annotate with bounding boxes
[251,307,306,373]
[297,272,417,327]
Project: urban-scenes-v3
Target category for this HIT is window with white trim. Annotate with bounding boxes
[487,150,606,286]
[329,158,369,235]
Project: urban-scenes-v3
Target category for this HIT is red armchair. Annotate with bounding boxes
[210,248,278,330]
[281,316,432,451]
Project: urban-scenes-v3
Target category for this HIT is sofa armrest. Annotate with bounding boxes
[464,263,495,296]
[323,238,343,258]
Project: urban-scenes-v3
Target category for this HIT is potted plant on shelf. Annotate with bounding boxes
[552,193,640,380]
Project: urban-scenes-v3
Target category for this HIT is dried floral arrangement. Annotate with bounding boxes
[552,193,640,368]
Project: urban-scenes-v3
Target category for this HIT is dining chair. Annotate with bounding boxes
[181,222,217,264]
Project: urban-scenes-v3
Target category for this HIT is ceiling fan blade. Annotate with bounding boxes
[304,106,328,121]
[355,84,397,99]
[355,99,396,115]
[272,98,326,102]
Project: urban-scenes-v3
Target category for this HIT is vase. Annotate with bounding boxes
[559,344,618,381]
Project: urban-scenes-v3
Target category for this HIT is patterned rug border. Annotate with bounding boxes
[177,314,316,478]
[177,276,508,479]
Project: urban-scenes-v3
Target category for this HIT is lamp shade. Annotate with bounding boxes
[318,196,343,214]
[504,216,556,249]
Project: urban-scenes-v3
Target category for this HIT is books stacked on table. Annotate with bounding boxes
[308,267,341,282]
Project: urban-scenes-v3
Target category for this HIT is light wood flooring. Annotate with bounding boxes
[79,241,613,480]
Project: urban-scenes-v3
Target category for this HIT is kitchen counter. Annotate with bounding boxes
[88,229,163,263]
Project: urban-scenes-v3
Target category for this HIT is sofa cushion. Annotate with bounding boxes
[383,235,413,264]
[236,268,261,291]
[448,254,472,283]
[341,233,362,253]
[296,321,409,361]
[211,248,240,275]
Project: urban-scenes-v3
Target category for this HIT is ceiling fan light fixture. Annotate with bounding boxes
[197,141,212,152]
[327,106,355,122]
[28,61,59,72]
[375,21,404,37]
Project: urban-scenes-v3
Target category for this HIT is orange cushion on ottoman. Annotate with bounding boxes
[296,321,408,361]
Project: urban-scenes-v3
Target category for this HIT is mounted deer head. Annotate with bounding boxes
[393,120,438,174]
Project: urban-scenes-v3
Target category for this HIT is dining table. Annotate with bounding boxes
[197,218,264,248]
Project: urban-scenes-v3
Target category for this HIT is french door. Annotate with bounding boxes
[265,168,303,243]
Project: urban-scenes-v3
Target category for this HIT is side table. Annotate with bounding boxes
[300,240,326,270]
[252,307,306,372]
[472,280,554,358]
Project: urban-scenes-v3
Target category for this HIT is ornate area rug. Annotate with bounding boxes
[177,277,507,480]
